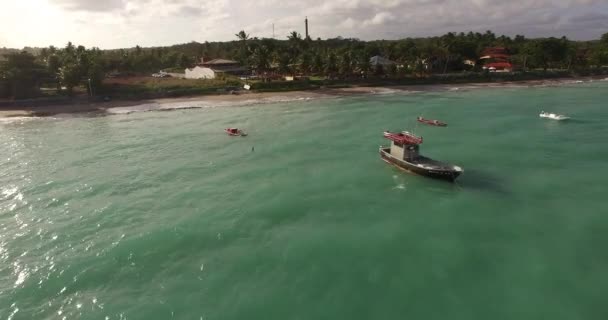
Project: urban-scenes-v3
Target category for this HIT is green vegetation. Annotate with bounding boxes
[103,77,242,99]
[1,43,104,99]
[2,31,608,100]
[0,51,45,99]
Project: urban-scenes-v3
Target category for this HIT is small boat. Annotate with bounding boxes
[539,111,570,121]
[417,116,447,127]
[225,128,248,136]
[380,131,462,181]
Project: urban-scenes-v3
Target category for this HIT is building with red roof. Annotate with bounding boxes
[480,47,514,72]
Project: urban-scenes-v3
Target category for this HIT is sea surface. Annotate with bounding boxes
[1,80,608,320]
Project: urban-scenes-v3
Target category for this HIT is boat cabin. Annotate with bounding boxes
[383,131,423,161]
[390,140,420,161]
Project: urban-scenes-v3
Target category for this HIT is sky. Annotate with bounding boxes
[0,0,607,49]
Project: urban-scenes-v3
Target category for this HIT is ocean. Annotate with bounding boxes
[1,80,608,320]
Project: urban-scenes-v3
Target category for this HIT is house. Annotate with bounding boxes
[369,56,397,68]
[480,47,514,72]
[284,76,310,81]
[185,58,248,79]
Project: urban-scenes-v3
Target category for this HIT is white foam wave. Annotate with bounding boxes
[107,95,319,115]
[0,116,43,124]
[361,87,401,95]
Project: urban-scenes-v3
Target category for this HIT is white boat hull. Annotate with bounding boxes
[540,113,570,121]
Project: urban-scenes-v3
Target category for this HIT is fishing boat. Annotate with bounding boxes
[379,131,463,181]
[539,111,570,121]
[225,128,248,136]
[417,116,447,127]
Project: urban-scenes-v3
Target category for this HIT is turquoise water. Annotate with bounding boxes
[1,81,608,320]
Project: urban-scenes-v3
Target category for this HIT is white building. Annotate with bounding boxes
[185,66,216,79]
[185,58,247,80]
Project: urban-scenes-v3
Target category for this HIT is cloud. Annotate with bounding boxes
[50,0,127,12]
[363,12,397,27]
[569,12,608,23]
[175,5,203,17]
[339,18,357,29]
[4,0,606,48]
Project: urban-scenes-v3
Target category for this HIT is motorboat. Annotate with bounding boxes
[225,128,248,136]
[539,111,570,121]
[380,131,462,181]
[417,116,447,127]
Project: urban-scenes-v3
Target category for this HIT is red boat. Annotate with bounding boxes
[225,128,248,136]
[417,117,447,127]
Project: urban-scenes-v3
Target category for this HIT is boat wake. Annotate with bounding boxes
[392,175,407,190]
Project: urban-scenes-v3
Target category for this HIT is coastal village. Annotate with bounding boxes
[0,18,607,101]
[179,47,514,82]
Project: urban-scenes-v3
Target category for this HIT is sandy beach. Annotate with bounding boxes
[0,77,603,118]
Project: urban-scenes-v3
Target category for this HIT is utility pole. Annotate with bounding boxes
[272,23,275,39]
[88,78,93,97]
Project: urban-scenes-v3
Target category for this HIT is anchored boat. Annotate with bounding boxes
[225,128,248,136]
[540,111,570,121]
[417,116,447,127]
[379,131,463,181]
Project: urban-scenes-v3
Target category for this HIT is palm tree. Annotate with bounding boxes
[251,45,271,74]
[287,31,302,42]
[339,52,352,77]
[440,34,456,74]
[65,42,75,55]
[235,30,250,65]
[287,31,303,61]
[356,53,371,77]
[312,53,324,74]
[325,52,338,76]
[276,49,292,75]
[235,30,249,41]
[300,52,312,74]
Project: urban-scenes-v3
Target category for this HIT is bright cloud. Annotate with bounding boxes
[0,0,606,48]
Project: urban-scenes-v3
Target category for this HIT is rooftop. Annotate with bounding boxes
[202,58,239,65]
[370,56,396,66]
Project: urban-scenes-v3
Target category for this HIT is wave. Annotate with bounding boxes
[0,116,44,124]
[370,88,401,95]
[106,95,321,116]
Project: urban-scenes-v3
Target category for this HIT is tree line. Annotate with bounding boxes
[1,30,607,99]
[232,30,608,76]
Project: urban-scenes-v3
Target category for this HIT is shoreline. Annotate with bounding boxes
[0,76,605,118]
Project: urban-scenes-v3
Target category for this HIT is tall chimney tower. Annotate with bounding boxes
[305,17,309,39]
